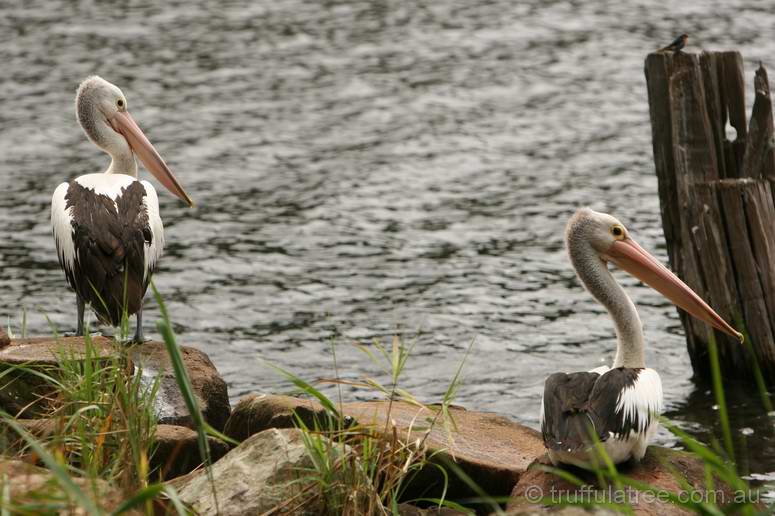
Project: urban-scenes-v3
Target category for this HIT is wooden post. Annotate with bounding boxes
[645,51,775,384]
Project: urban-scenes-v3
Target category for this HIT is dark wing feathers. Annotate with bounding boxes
[65,180,152,326]
[541,372,603,451]
[541,368,643,452]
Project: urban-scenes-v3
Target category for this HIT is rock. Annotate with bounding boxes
[508,448,734,515]
[0,337,230,431]
[0,458,131,513]
[0,337,115,416]
[224,394,545,499]
[170,428,323,516]
[130,341,231,431]
[346,401,545,499]
[0,328,9,348]
[151,424,230,480]
[224,393,329,442]
[0,336,116,366]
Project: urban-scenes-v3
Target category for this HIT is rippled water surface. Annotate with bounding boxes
[2,0,775,478]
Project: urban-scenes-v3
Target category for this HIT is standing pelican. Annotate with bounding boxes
[51,76,193,342]
[540,209,741,467]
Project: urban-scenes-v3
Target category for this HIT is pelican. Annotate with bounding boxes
[51,76,193,342]
[540,208,741,467]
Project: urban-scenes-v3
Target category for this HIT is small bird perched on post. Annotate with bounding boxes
[658,34,688,53]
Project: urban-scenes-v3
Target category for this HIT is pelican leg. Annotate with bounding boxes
[132,307,145,343]
[76,295,85,337]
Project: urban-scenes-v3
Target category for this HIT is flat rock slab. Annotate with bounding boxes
[508,448,735,515]
[225,393,545,498]
[0,337,116,416]
[0,336,115,364]
[0,337,230,430]
[346,401,545,497]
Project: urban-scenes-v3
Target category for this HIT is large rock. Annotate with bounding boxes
[0,337,115,416]
[151,424,231,480]
[129,341,230,431]
[346,401,545,498]
[0,337,230,431]
[223,393,331,441]
[0,459,130,513]
[508,448,734,515]
[170,428,323,516]
[224,393,545,498]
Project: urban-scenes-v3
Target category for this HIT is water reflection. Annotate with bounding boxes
[666,384,775,478]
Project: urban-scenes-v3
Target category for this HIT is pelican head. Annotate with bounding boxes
[566,208,742,342]
[75,76,193,207]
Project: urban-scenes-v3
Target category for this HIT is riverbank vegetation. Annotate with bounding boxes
[0,289,199,513]
[0,299,772,514]
[263,336,482,514]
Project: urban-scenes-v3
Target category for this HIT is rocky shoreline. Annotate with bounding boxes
[0,337,738,515]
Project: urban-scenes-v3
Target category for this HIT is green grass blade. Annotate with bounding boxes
[707,332,734,463]
[151,282,220,514]
[261,360,341,419]
[1,472,10,516]
[162,485,189,515]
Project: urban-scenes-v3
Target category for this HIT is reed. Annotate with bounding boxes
[261,337,499,515]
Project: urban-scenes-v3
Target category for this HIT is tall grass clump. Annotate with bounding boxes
[0,285,218,514]
[0,335,168,513]
[263,336,482,515]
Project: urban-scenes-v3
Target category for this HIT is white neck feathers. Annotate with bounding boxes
[567,224,646,369]
[76,82,137,177]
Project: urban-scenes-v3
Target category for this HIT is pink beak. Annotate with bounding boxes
[603,238,743,342]
[109,110,194,207]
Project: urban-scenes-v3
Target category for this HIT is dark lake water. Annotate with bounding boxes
[1,0,774,490]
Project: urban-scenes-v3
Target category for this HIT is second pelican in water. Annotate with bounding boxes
[541,208,741,467]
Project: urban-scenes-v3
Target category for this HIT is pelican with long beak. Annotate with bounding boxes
[541,208,741,467]
[51,76,193,342]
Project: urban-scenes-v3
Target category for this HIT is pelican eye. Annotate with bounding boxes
[116,99,125,109]
[611,225,625,238]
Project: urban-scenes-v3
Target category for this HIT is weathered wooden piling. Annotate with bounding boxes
[645,50,775,384]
